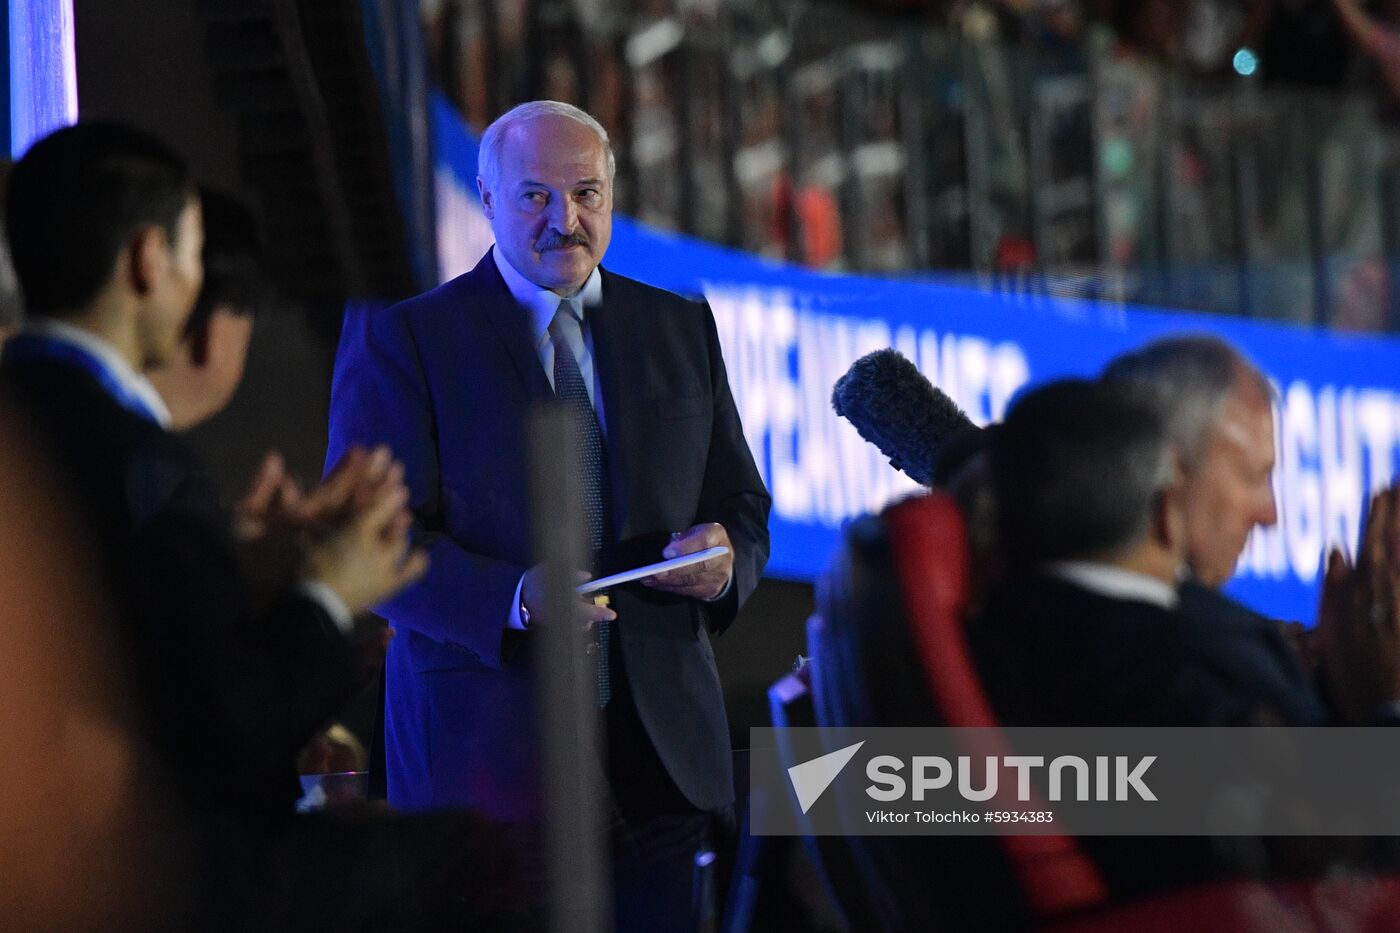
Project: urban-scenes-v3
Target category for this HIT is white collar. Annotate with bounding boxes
[23,317,173,429]
[1047,561,1179,611]
[491,245,603,348]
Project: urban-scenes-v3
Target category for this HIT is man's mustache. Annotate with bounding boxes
[536,231,590,251]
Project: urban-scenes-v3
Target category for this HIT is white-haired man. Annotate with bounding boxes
[1103,335,1278,591]
[327,100,771,928]
[1100,337,1332,715]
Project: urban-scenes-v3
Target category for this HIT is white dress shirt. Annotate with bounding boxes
[492,244,606,433]
[1047,561,1179,611]
[26,317,175,428]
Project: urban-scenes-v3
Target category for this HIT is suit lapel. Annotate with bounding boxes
[591,269,640,537]
[474,252,554,402]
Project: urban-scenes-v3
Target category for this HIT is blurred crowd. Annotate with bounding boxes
[427,0,1400,330]
[946,0,1400,99]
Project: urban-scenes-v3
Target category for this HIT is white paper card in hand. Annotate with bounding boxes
[576,546,730,594]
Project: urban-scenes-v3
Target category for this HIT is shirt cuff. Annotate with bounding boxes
[704,568,734,603]
[507,574,528,630]
[298,579,355,636]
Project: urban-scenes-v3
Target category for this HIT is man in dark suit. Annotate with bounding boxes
[326,101,770,925]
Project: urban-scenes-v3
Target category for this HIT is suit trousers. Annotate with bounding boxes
[606,633,724,933]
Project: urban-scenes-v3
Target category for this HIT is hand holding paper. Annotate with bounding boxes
[642,522,735,602]
[523,566,618,629]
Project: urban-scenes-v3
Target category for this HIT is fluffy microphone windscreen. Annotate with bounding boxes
[831,348,979,486]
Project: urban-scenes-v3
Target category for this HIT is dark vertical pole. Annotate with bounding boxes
[777,6,806,265]
[523,0,545,102]
[1153,74,1178,307]
[899,30,929,270]
[391,0,440,291]
[1086,49,1106,298]
[1382,150,1400,333]
[528,405,610,933]
[479,0,504,116]
[1303,106,1330,326]
[569,5,593,112]
[614,7,638,218]
[441,0,465,113]
[720,12,744,249]
[673,40,698,235]
[1230,119,1256,318]
[962,36,992,274]
[1027,95,1048,275]
[947,35,973,271]
[1024,37,1046,278]
[836,54,865,270]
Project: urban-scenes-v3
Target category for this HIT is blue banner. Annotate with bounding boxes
[432,92,1400,625]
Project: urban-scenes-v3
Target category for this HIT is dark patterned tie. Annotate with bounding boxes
[549,303,613,707]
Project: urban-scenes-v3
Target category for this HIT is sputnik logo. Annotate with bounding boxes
[787,741,865,814]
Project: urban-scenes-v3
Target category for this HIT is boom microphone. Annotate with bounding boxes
[831,348,981,486]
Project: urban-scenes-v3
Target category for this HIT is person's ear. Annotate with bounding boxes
[477,177,495,220]
[126,225,170,297]
[1151,486,1179,550]
[1153,449,1189,557]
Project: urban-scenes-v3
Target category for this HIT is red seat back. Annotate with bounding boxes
[883,493,1111,918]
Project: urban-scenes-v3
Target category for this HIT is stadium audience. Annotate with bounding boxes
[1330,0,1400,106]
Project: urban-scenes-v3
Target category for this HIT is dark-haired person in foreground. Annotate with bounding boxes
[0,122,420,827]
[0,124,538,930]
